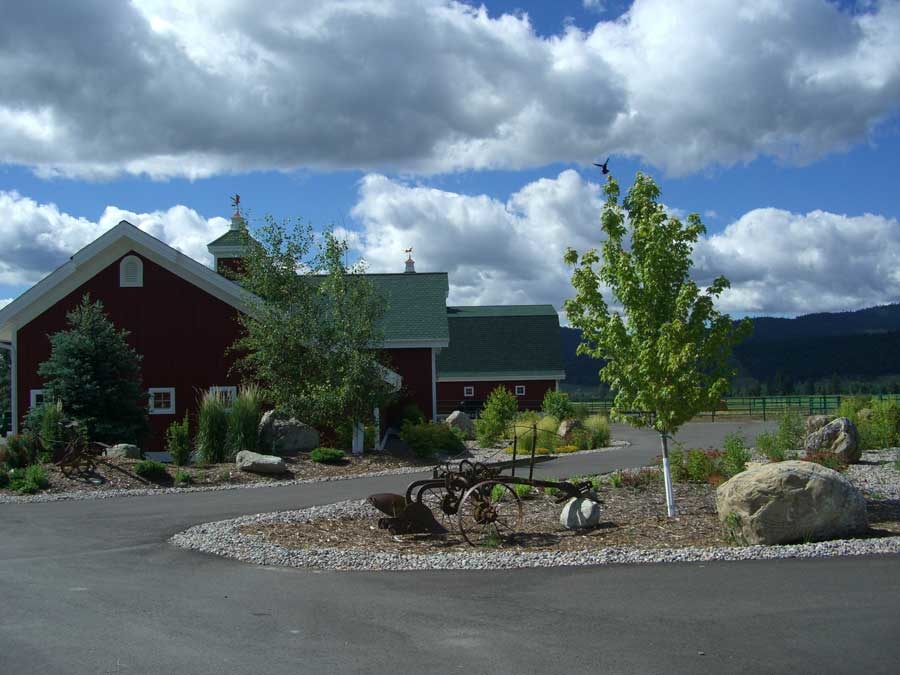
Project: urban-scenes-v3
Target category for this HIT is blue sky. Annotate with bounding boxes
[1,0,899,317]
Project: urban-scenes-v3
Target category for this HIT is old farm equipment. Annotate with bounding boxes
[368,423,599,546]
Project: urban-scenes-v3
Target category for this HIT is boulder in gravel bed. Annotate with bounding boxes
[559,497,601,530]
[236,450,288,475]
[802,416,860,464]
[258,411,319,454]
[557,419,584,440]
[105,444,141,459]
[716,460,867,545]
[805,415,831,435]
[444,411,474,438]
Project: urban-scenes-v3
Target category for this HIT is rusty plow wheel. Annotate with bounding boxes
[457,481,523,547]
[414,484,458,530]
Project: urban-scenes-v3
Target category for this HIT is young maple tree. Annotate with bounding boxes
[564,172,750,517]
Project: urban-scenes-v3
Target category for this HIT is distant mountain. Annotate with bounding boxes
[561,303,900,391]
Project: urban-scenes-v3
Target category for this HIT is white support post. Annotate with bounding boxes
[660,432,676,518]
[351,421,364,455]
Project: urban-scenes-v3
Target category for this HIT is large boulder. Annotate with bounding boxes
[559,496,601,530]
[444,410,474,438]
[802,416,860,464]
[557,418,584,441]
[716,460,867,545]
[805,415,831,435]
[106,443,141,459]
[258,411,319,455]
[235,450,288,475]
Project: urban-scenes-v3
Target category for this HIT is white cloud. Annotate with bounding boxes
[350,172,900,316]
[0,299,11,310]
[582,0,606,13]
[0,191,226,286]
[0,0,898,178]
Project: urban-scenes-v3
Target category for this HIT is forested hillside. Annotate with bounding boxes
[561,303,900,397]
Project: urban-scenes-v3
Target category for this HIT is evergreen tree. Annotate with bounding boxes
[38,295,148,444]
[565,172,750,517]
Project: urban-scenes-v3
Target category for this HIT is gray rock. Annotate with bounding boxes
[716,460,867,545]
[805,415,831,435]
[444,410,474,438]
[557,418,584,440]
[105,443,141,459]
[559,497,601,530]
[803,416,860,463]
[258,411,319,454]
[235,450,288,475]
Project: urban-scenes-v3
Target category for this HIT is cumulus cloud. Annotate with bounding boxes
[0,191,226,286]
[0,0,898,178]
[349,172,900,316]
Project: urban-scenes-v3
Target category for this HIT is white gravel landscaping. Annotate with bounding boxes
[169,449,900,571]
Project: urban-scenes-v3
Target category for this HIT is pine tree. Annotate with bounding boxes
[38,295,148,444]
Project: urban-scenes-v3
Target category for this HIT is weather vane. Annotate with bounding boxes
[593,158,610,175]
[230,193,241,215]
[404,247,413,261]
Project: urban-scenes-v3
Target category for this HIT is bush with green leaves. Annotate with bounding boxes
[226,385,264,457]
[310,446,346,464]
[476,386,519,446]
[836,396,871,421]
[541,390,575,420]
[173,469,191,486]
[756,412,802,462]
[722,432,751,477]
[165,415,191,466]
[133,459,168,481]
[400,421,465,459]
[8,465,49,494]
[195,389,229,464]
[37,295,148,445]
[856,399,900,450]
[23,401,66,457]
[1,434,35,469]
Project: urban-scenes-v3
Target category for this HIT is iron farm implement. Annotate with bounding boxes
[369,424,599,546]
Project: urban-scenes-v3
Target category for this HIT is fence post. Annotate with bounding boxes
[762,398,766,422]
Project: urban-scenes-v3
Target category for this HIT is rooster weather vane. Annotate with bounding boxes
[593,158,610,175]
[230,193,241,215]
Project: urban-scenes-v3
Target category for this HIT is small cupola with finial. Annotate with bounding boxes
[207,194,249,280]
[404,247,416,274]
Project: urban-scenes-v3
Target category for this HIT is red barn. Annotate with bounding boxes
[0,217,563,449]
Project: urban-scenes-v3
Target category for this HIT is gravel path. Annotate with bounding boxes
[170,449,900,571]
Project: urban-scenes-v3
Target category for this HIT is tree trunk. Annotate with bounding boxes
[659,431,677,518]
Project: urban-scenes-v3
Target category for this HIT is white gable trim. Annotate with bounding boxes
[0,221,257,338]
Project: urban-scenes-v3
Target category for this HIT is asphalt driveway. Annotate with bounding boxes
[2,420,898,674]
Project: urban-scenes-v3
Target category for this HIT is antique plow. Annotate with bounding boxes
[369,424,599,546]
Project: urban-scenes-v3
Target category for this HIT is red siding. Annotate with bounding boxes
[436,380,557,415]
[16,251,243,450]
[383,347,434,425]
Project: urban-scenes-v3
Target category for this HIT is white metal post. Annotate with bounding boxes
[660,432,676,518]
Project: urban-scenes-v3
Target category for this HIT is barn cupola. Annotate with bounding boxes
[207,194,249,281]
[404,247,416,274]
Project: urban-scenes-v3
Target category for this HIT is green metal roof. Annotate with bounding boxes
[437,305,564,376]
[207,229,246,248]
[369,273,450,343]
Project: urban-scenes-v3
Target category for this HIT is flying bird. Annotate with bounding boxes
[593,158,610,174]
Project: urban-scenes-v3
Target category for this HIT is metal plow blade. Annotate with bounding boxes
[367,493,448,535]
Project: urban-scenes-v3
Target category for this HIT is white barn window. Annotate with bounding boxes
[463,386,474,397]
[30,389,46,408]
[119,255,143,287]
[515,385,526,396]
[148,387,176,415]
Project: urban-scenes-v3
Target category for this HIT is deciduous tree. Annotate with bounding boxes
[564,173,750,516]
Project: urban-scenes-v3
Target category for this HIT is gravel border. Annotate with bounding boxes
[170,498,900,571]
[0,443,629,504]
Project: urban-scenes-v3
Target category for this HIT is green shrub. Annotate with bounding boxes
[173,469,191,486]
[195,389,229,464]
[609,471,623,488]
[541,390,575,420]
[399,402,426,427]
[686,448,719,483]
[134,459,168,481]
[722,432,751,477]
[857,399,900,450]
[666,448,688,482]
[165,415,191,466]
[756,412,802,462]
[755,430,782,462]
[1,434,35,469]
[0,471,7,488]
[567,427,593,451]
[226,385,263,457]
[512,483,532,499]
[618,468,659,489]
[310,446,346,464]
[476,386,519,446]
[583,414,611,448]
[400,422,465,459]
[508,411,541,450]
[536,415,560,450]
[836,395,871,421]
[8,464,49,494]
